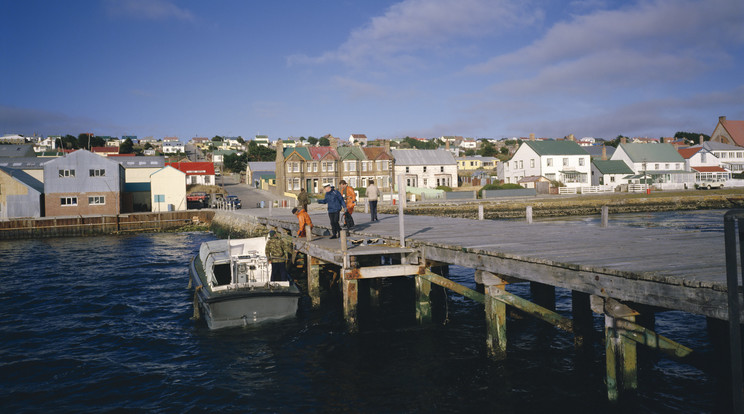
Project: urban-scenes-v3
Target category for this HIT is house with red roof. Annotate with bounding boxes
[90,146,119,157]
[711,116,744,147]
[166,161,216,186]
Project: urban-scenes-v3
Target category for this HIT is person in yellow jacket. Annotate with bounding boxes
[339,180,356,228]
[291,207,313,238]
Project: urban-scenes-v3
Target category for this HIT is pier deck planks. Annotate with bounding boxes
[216,209,741,320]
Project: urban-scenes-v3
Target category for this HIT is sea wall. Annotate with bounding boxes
[380,193,744,219]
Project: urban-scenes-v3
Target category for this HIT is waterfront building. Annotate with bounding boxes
[391,149,457,189]
[0,166,43,219]
[591,160,634,186]
[275,140,394,196]
[0,157,52,182]
[43,150,125,217]
[499,140,590,188]
[117,157,166,212]
[710,116,744,147]
[611,143,687,185]
[150,165,187,212]
[166,161,216,186]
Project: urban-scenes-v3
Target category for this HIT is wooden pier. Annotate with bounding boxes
[212,207,744,408]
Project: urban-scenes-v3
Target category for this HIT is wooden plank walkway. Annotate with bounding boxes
[215,208,741,321]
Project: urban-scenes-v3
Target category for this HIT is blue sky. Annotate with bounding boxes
[1,0,742,141]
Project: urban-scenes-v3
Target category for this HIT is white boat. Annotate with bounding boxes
[189,237,300,329]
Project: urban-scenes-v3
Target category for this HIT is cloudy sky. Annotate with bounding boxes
[1,0,742,141]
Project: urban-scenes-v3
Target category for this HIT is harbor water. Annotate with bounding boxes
[0,210,734,413]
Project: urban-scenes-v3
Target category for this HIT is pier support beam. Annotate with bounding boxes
[369,279,383,307]
[572,291,593,348]
[415,274,432,324]
[485,274,507,361]
[530,281,555,311]
[307,256,321,308]
[342,272,359,333]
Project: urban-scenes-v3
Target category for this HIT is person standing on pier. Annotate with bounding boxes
[265,230,289,281]
[317,183,344,239]
[366,179,379,222]
[339,180,356,229]
[292,207,313,238]
[297,188,309,212]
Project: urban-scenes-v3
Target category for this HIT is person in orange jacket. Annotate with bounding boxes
[338,180,356,228]
[291,207,313,238]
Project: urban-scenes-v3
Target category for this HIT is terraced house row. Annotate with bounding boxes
[275,140,395,195]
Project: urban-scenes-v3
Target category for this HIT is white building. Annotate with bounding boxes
[391,149,457,189]
[349,134,368,146]
[162,141,185,154]
[150,165,187,212]
[499,140,590,188]
[611,143,686,184]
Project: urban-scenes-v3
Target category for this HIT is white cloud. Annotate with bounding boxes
[467,0,743,75]
[288,0,541,68]
[105,0,195,21]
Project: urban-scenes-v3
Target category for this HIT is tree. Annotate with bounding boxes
[319,137,330,146]
[120,138,134,154]
[212,135,223,142]
[237,136,245,144]
[307,137,318,146]
[479,141,498,157]
[675,131,709,144]
[224,152,248,172]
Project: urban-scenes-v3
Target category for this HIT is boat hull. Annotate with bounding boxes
[189,243,300,330]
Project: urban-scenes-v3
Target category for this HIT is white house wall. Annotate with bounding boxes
[151,167,186,212]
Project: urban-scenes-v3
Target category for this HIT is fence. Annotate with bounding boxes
[482,189,537,198]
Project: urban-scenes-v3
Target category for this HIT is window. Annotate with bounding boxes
[563,158,569,166]
[88,196,105,205]
[440,166,444,172]
[205,176,211,184]
[59,169,75,178]
[349,177,357,187]
[89,169,106,177]
[530,159,534,168]
[322,161,335,172]
[406,166,410,173]
[423,166,427,172]
[345,161,356,172]
[655,164,659,170]
[154,194,165,202]
[665,163,669,170]
[579,158,585,166]
[377,160,388,171]
[293,162,301,172]
[546,158,553,167]
[519,160,523,169]
[423,178,427,186]
[311,162,318,172]
[60,196,78,206]
[190,176,197,184]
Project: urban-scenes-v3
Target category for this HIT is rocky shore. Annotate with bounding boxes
[378,189,744,219]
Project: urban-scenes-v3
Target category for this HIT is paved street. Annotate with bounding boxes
[218,174,287,209]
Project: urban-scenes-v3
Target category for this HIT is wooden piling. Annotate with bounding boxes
[530,281,555,311]
[415,274,432,324]
[308,256,321,308]
[485,275,507,360]
[369,279,383,307]
[572,291,593,348]
[526,206,533,224]
[605,315,620,402]
[601,205,609,227]
[478,204,484,220]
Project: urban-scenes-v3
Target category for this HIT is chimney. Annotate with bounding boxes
[384,140,391,153]
[720,116,727,122]
[602,145,607,160]
[621,137,627,144]
[568,134,575,141]
[529,133,535,141]
[699,135,704,145]
[663,137,672,144]
[446,140,450,150]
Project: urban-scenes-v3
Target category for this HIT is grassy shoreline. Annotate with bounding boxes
[379,188,744,219]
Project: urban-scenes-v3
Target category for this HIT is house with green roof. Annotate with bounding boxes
[337,146,366,188]
[591,160,634,186]
[610,143,687,185]
[498,140,590,188]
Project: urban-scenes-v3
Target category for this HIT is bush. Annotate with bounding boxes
[436,185,453,192]
[478,183,523,198]
[355,187,366,197]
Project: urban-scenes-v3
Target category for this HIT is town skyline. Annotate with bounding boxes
[2,0,742,141]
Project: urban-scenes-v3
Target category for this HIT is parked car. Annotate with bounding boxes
[187,192,209,209]
[696,181,724,190]
[226,195,242,209]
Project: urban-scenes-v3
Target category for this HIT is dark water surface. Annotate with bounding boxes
[0,211,733,413]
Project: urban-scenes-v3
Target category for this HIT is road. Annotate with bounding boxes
[218,174,286,209]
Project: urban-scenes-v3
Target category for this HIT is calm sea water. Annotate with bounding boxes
[0,210,734,413]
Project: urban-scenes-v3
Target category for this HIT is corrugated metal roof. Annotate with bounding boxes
[522,140,588,156]
[247,162,275,171]
[284,147,311,160]
[391,149,456,165]
[337,146,365,160]
[0,166,43,193]
[592,160,634,174]
[618,143,684,163]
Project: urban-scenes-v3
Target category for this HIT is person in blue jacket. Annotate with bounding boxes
[317,183,344,239]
